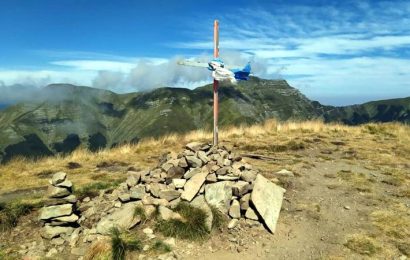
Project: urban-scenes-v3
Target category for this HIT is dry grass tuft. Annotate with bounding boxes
[370,203,410,240]
[84,239,112,260]
[344,234,380,256]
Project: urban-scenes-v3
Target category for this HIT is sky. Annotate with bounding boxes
[0,0,410,105]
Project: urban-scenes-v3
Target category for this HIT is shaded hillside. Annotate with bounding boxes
[323,97,410,125]
[0,77,408,163]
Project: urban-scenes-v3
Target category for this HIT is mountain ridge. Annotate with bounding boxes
[0,77,408,163]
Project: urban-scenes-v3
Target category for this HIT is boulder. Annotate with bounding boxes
[159,190,181,201]
[185,155,203,168]
[47,186,71,198]
[205,182,232,214]
[180,169,208,202]
[39,204,73,220]
[51,172,67,185]
[251,174,285,233]
[96,202,142,235]
[229,200,241,219]
[42,225,74,239]
[191,195,213,231]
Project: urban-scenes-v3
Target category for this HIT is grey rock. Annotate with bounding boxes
[47,186,71,198]
[130,185,146,200]
[161,163,174,172]
[216,166,230,176]
[276,169,294,177]
[126,174,141,188]
[158,206,183,221]
[205,181,232,214]
[166,166,185,181]
[96,202,142,235]
[172,179,186,188]
[232,181,249,197]
[118,193,131,202]
[186,155,203,168]
[223,159,232,166]
[232,162,245,171]
[42,225,74,239]
[217,175,240,181]
[206,173,217,183]
[186,142,203,152]
[40,204,73,220]
[52,214,79,223]
[181,169,208,202]
[240,193,250,211]
[191,195,213,231]
[43,195,77,206]
[150,183,166,198]
[251,174,286,233]
[229,200,241,219]
[197,151,210,164]
[51,172,67,185]
[240,170,257,182]
[183,168,201,179]
[56,180,72,188]
[178,157,188,168]
[245,207,259,220]
[159,189,181,201]
[228,219,239,229]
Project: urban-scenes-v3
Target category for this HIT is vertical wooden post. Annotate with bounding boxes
[213,20,219,146]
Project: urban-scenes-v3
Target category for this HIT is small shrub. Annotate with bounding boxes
[152,240,171,253]
[109,227,142,260]
[345,234,379,256]
[110,228,126,260]
[156,202,209,240]
[134,206,147,223]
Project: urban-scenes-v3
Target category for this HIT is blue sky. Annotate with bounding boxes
[0,0,409,105]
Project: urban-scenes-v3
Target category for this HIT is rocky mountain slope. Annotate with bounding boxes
[0,77,408,163]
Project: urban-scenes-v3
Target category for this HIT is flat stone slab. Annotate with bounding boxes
[181,169,208,202]
[251,174,285,233]
[39,204,73,220]
[96,202,142,235]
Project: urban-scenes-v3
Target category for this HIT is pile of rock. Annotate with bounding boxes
[39,172,80,240]
[97,142,286,234]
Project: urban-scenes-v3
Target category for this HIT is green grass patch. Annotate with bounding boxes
[155,202,209,240]
[152,240,172,253]
[74,179,124,200]
[0,200,42,232]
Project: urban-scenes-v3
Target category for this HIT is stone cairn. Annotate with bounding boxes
[95,142,286,234]
[39,172,80,240]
